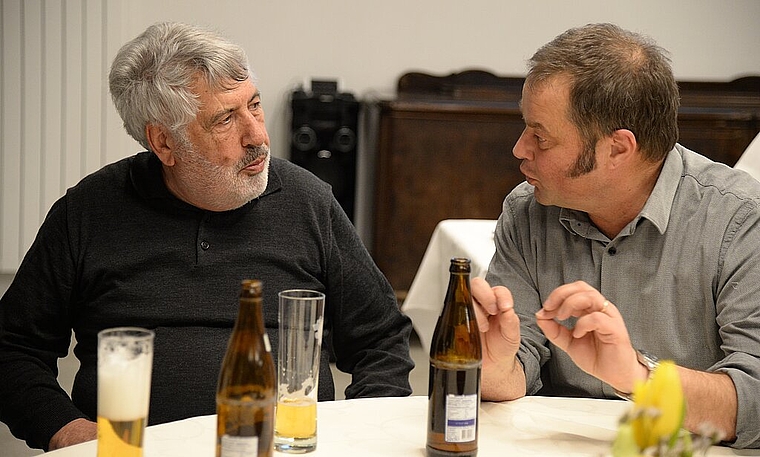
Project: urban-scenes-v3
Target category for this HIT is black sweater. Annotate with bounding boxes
[0,152,414,450]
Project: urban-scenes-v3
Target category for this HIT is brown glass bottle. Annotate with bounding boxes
[427,258,482,457]
[216,280,276,457]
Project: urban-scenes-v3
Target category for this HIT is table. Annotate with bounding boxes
[401,219,498,354]
[44,395,752,456]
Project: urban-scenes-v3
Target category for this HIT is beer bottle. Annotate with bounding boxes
[216,279,276,457]
[427,258,482,457]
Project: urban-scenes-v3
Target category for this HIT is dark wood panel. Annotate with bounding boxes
[677,108,758,166]
[372,71,760,294]
[373,102,525,291]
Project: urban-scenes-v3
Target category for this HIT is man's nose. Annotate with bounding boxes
[512,128,532,160]
[242,113,268,147]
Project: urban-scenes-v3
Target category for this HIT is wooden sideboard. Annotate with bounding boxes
[370,71,760,294]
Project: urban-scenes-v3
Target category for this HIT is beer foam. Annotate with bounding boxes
[98,353,152,420]
[278,376,315,398]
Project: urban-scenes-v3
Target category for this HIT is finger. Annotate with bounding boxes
[496,303,520,343]
[577,297,621,318]
[471,277,498,315]
[597,299,621,318]
[484,285,514,331]
[471,278,495,331]
[535,314,573,351]
[537,290,598,321]
[555,294,608,319]
[473,300,491,332]
[571,305,622,343]
[483,304,521,363]
[472,279,514,332]
[492,286,513,312]
[541,289,615,321]
[542,280,596,312]
[571,315,608,341]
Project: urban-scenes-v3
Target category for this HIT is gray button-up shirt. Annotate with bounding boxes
[487,144,760,448]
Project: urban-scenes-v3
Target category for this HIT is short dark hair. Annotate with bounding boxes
[526,23,679,162]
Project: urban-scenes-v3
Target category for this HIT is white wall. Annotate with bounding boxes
[2,0,760,271]
[129,0,760,161]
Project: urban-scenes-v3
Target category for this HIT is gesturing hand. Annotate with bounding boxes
[471,277,521,368]
[535,281,643,392]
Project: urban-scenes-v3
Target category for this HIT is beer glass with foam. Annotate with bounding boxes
[274,290,324,453]
[97,327,154,457]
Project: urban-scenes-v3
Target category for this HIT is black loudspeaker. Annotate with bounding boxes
[290,87,360,222]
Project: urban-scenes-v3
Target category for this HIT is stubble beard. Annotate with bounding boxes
[174,141,271,211]
[566,146,597,178]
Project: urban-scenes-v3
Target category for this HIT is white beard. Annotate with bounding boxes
[169,143,271,211]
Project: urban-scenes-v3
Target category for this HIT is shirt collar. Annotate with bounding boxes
[559,146,682,238]
[637,147,681,235]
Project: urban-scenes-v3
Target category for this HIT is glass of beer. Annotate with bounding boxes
[97,327,154,457]
[274,290,325,453]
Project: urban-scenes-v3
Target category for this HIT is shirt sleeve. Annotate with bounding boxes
[0,197,88,450]
[485,192,551,396]
[710,199,760,449]
[324,199,415,399]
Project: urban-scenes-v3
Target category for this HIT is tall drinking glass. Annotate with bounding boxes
[274,290,325,453]
[97,327,154,457]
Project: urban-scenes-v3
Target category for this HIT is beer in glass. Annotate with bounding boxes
[274,289,324,453]
[97,327,154,457]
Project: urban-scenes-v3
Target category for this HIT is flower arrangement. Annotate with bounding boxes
[611,360,723,457]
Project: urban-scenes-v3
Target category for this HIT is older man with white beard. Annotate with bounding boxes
[0,22,414,452]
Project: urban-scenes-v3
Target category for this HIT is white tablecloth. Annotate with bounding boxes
[401,219,498,354]
[44,395,750,456]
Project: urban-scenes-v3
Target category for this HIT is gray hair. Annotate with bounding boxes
[109,22,254,150]
[526,23,679,163]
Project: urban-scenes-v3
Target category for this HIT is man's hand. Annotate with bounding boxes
[471,277,525,400]
[49,418,97,450]
[535,280,646,393]
[538,281,739,440]
[471,277,521,365]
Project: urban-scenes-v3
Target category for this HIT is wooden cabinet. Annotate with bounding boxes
[676,78,760,166]
[370,73,526,294]
[371,71,760,294]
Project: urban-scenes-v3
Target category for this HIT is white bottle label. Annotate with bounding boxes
[220,435,258,457]
[445,393,477,443]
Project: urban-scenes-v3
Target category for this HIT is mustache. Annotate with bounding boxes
[242,144,270,164]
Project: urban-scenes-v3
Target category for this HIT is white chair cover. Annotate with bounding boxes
[734,131,760,181]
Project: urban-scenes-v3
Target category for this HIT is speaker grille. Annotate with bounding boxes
[289,89,360,222]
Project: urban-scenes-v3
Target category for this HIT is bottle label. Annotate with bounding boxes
[220,435,258,457]
[445,393,477,443]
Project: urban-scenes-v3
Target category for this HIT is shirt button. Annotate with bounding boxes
[200,240,210,250]
[608,246,617,255]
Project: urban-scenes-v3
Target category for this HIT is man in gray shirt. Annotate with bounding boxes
[472,23,760,448]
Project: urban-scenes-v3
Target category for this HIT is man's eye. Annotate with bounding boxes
[250,101,261,111]
[220,115,233,125]
[534,134,552,150]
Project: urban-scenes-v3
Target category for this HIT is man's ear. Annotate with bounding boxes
[609,129,637,164]
[146,123,176,166]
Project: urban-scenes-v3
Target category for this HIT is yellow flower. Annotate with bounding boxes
[613,360,722,456]
[629,360,685,450]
